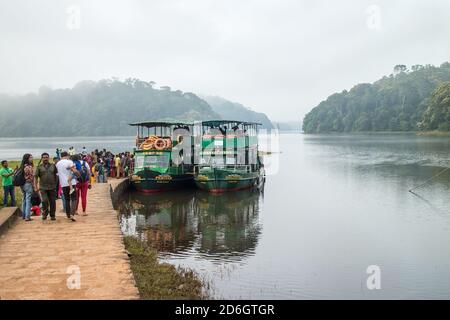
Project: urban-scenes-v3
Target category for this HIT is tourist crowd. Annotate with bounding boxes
[1,147,134,222]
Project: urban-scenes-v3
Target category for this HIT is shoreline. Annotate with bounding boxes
[416,131,450,137]
[110,179,209,300]
[301,130,450,136]
[123,236,209,299]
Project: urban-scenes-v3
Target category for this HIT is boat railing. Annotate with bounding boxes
[194,164,254,174]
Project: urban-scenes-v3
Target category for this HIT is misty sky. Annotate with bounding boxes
[0,0,449,121]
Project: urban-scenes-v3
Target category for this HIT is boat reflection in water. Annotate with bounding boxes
[118,189,263,262]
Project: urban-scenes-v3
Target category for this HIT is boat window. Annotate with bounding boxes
[144,154,170,168]
[135,155,145,168]
[211,156,224,167]
[226,157,236,165]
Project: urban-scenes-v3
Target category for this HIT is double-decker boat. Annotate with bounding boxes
[129,121,194,193]
[193,120,265,193]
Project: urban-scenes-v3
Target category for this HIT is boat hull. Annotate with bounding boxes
[131,170,194,193]
[194,168,262,193]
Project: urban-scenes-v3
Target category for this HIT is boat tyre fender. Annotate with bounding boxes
[154,138,167,150]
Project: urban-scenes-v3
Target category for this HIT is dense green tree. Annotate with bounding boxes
[394,64,408,74]
[0,79,273,136]
[303,62,450,133]
[419,82,450,131]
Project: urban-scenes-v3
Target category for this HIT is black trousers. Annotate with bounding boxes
[62,186,78,217]
[55,178,60,199]
[40,189,56,218]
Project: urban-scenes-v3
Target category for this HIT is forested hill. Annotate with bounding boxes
[303,62,450,133]
[201,95,274,129]
[0,79,272,137]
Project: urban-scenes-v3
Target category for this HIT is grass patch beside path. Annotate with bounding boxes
[124,236,210,300]
[0,188,22,209]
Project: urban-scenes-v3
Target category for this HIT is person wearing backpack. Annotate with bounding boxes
[18,153,35,221]
[34,153,58,221]
[56,152,78,222]
[74,154,91,216]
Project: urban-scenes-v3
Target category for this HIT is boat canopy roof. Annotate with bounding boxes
[129,120,193,128]
[197,120,261,127]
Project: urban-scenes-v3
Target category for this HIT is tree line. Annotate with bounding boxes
[0,78,273,137]
[303,62,450,133]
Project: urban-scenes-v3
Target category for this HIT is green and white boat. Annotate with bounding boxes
[129,121,194,193]
[193,120,265,193]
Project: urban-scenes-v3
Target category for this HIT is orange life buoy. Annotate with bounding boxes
[139,135,158,150]
[154,138,166,150]
[165,138,173,148]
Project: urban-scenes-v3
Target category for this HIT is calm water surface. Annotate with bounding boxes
[118,133,450,299]
[2,134,450,299]
[0,136,135,160]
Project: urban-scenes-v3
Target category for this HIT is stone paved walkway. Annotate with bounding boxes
[0,180,139,300]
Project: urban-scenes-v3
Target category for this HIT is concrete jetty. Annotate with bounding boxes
[0,179,139,300]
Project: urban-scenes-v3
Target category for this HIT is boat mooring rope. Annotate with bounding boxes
[408,167,450,193]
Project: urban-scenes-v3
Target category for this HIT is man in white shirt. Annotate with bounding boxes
[56,151,78,221]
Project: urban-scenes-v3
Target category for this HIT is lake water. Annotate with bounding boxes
[2,134,450,299]
[116,133,450,299]
[0,136,135,160]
